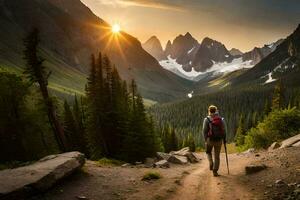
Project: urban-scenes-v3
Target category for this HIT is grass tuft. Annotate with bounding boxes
[142,171,162,181]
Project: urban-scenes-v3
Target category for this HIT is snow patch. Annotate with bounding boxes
[206,58,254,73]
[159,55,204,79]
[187,91,194,98]
[187,47,195,54]
[264,72,276,84]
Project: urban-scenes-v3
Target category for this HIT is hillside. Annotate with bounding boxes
[0,0,192,102]
[232,24,300,87]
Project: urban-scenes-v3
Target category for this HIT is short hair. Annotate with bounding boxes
[208,105,217,115]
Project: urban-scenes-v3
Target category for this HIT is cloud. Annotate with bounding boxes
[97,0,186,11]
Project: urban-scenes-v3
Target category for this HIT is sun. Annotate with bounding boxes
[112,24,121,33]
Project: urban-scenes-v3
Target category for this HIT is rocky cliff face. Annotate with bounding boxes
[192,37,234,72]
[166,32,199,60]
[229,48,243,56]
[242,39,284,65]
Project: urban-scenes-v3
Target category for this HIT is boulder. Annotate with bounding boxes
[156,152,171,161]
[0,152,85,199]
[292,141,300,147]
[172,147,198,163]
[173,147,190,155]
[168,155,188,165]
[268,142,281,151]
[280,134,300,149]
[245,164,267,175]
[154,160,170,168]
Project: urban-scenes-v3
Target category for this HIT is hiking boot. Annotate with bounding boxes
[213,171,220,177]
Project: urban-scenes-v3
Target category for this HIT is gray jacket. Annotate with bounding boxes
[202,114,227,142]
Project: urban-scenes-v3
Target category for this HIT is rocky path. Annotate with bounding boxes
[169,153,257,200]
[26,147,300,200]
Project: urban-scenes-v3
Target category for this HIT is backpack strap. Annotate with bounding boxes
[206,117,211,123]
[207,117,213,136]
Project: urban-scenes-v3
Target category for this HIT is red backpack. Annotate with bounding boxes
[207,116,224,140]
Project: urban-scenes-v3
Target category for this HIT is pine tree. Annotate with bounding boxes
[187,135,196,152]
[73,95,88,154]
[263,99,271,116]
[169,128,178,152]
[23,28,66,151]
[235,114,246,146]
[63,100,78,151]
[86,54,104,159]
[272,80,285,111]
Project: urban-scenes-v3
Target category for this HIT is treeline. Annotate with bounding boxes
[150,82,300,148]
[84,53,160,162]
[0,29,161,164]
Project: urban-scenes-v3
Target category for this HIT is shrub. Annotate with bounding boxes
[243,108,300,149]
[142,171,161,181]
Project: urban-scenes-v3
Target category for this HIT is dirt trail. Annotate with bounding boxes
[169,153,256,200]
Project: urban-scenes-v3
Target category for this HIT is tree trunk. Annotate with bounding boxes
[39,80,67,152]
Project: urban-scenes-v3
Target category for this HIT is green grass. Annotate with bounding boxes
[142,171,162,181]
[96,158,125,167]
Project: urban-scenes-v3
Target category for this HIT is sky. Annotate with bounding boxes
[81,0,300,52]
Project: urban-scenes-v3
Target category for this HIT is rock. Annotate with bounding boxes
[268,142,281,151]
[275,179,285,185]
[168,155,188,165]
[280,134,300,148]
[154,160,170,168]
[288,183,297,187]
[245,164,267,175]
[0,152,85,199]
[243,148,255,154]
[173,147,198,163]
[292,141,300,147]
[121,163,131,167]
[135,161,142,165]
[156,152,171,161]
[76,196,88,199]
[173,147,190,154]
[144,158,156,168]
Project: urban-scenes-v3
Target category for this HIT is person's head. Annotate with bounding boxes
[208,105,218,116]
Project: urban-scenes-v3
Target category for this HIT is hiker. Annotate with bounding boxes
[202,105,227,177]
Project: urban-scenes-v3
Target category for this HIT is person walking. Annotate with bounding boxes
[202,105,227,177]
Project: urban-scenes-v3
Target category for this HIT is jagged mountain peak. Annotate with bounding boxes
[142,36,166,61]
[229,48,243,56]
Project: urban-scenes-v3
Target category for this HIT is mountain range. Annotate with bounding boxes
[143,33,283,81]
[0,0,299,103]
[0,0,191,102]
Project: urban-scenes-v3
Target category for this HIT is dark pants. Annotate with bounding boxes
[206,138,222,172]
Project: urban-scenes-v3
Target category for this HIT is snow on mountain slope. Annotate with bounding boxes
[207,58,254,73]
[159,56,254,81]
[159,55,203,80]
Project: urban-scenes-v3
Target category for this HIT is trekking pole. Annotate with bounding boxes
[224,141,230,175]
